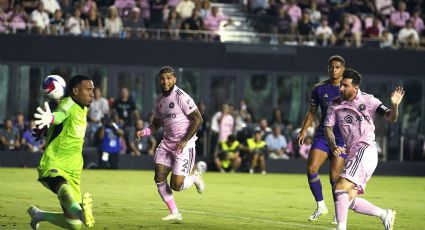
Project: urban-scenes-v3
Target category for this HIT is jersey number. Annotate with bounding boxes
[181,159,189,173]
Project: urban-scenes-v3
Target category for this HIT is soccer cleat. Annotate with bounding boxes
[308,206,328,221]
[161,212,182,221]
[382,209,396,230]
[82,193,95,227]
[194,169,205,194]
[27,205,40,230]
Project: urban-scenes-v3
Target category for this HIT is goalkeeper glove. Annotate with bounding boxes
[34,102,53,129]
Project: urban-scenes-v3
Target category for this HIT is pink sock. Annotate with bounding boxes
[156,181,178,214]
[165,200,178,214]
[350,197,385,218]
[180,175,196,191]
[334,190,350,224]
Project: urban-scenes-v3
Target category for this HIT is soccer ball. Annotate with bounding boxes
[42,75,66,100]
[196,161,207,173]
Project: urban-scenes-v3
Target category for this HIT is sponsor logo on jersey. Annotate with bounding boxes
[169,102,175,109]
[344,114,370,123]
[359,104,366,111]
[163,113,176,119]
[344,115,353,123]
[356,115,370,121]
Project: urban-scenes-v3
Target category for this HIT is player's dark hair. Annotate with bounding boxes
[328,55,345,66]
[158,66,176,78]
[342,68,362,86]
[65,74,91,96]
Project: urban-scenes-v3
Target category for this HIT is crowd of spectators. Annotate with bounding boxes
[1,0,424,48]
[0,0,232,40]
[1,87,424,170]
[251,0,425,48]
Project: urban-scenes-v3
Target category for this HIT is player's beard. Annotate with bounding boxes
[161,84,175,96]
[341,90,355,101]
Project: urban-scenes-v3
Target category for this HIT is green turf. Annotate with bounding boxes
[1,168,424,229]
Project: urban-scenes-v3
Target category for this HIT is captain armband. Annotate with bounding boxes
[376,104,390,116]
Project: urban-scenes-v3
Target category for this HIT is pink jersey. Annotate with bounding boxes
[154,86,197,151]
[325,90,385,156]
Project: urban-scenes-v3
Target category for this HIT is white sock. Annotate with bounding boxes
[336,222,346,230]
[317,200,326,208]
[180,175,196,191]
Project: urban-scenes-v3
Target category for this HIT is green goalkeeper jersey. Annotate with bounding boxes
[39,97,88,173]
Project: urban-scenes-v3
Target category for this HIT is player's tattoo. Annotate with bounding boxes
[325,126,337,150]
[182,109,203,143]
[150,118,163,133]
[154,164,172,182]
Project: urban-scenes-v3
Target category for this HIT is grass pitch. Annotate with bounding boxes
[1,168,424,229]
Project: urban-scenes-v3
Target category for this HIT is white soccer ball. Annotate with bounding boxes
[42,75,66,100]
[196,161,207,173]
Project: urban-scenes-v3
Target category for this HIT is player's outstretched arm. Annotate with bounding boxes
[176,109,203,153]
[384,86,405,123]
[298,105,317,146]
[134,117,162,142]
[34,101,69,129]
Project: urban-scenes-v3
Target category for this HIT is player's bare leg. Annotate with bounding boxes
[307,149,329,221]
[170,171,205,194]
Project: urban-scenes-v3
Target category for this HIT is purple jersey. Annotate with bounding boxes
[324,90,386,155]
[154,86,198,152]
[310,79,343,142]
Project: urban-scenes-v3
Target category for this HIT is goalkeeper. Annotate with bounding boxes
[27,75,95,229]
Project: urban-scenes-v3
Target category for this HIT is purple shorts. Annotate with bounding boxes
[311,136,347,159]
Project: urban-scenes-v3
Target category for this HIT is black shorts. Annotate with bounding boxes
[38,176,67,194]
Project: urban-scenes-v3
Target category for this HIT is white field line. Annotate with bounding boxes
[180,209,335,230]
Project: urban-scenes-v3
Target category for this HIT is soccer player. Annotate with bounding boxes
[325,69,402,230]
[28,75,95,229]
[298,55,346,221]
[135,66,205,221]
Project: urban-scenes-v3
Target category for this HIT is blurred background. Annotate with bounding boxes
[0,0,424,170]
